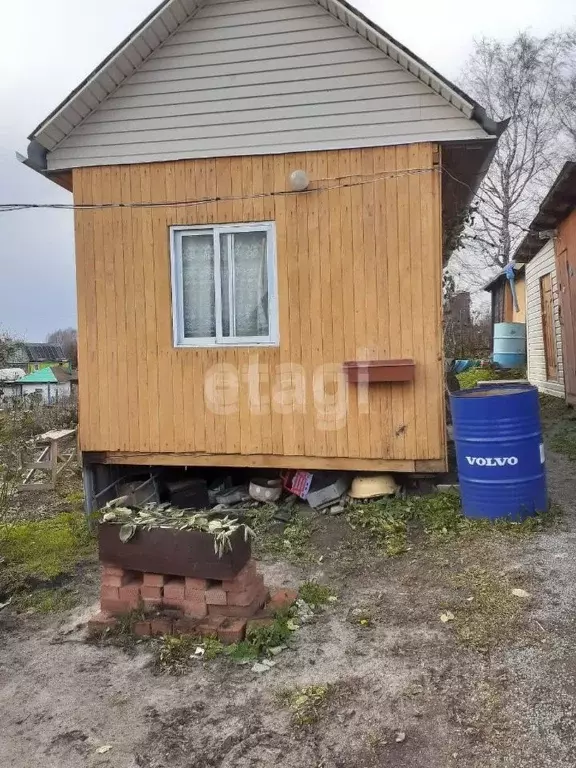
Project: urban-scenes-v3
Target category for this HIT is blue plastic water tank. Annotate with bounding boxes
[493,322,526,368]
[450,385,547,520]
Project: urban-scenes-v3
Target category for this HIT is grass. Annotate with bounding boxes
[538,394,576,459]
[449,567,529,652]
[548,418,576,459]
[346,491,558,557]
[298,581,335,608]
[280,684,333,727]
[0,511,96,598]
[245,505,316,563]
[12,587,78,614]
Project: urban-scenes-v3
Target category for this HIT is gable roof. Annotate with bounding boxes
[17,365,73,384]
[513,161,576,263]
[25,0,500,172]
[8,343,67,364]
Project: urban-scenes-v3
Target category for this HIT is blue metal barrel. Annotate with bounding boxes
[493,322,526,368]
[450,385,547,521]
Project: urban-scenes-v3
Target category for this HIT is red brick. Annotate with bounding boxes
[222,561,257,592]
[184,588,207,604]
[88,611,117,632]
[163,579,185,606]
[205,587,227,605]
[185,577,210,592]
[173,617,199,636]
[101,598,129,615]
[268,589,298,612]
[101,572,132,588]
[142,597,162,611]
[141,585,163,600]
[133,620,152,637]
[151,617,173,636]
[182,601,208,619]
[227,578,264,607]
[208,588,267,618]
[118,580,142,609]
[143,573,168,587]
[218,618,247,645]
[196,616,226,638]
[101,585,120,601]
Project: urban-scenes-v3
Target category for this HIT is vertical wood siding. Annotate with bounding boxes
[556,209,576,405]
[526,240,565,398]
[73,144,445,464]
[47,0,487,171]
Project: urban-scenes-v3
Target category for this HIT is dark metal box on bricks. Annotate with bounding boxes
[450,385,547,520]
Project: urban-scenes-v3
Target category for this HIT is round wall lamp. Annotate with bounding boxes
[289,169,310,192]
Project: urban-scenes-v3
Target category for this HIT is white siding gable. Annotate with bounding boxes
[46,0,489,170]
[526,239,565,398]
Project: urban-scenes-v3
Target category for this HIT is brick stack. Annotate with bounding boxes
[88,559,296,644]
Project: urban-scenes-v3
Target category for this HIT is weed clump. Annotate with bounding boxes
[346,491,557,557]
[280,684,333,726]
[245,505,315,563]
[298,581,335,608]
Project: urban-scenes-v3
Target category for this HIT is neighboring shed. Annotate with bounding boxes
[0,368,25,403]
[18,366,75,404]
[511,162,576,400]
[19,0,503,502]
[483,265,526,328]
[525,241,564,397]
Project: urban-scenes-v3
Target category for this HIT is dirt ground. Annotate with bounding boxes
[2,437,576,767]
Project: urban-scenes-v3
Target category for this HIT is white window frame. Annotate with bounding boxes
[170,222,279,348]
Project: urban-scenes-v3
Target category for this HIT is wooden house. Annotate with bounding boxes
[21,0,502,504]
[508,162,576,401]
[7,343,68,374]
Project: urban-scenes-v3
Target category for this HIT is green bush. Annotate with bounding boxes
[456,368,498,390]
[457,366,526,390]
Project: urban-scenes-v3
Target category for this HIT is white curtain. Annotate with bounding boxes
[221,232,269,338]
[182,234,215,338]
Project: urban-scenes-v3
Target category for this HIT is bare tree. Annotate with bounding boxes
[46,328,78,367]
[552,54,576,149]
[452,30,576,287]
[0,333,18,369]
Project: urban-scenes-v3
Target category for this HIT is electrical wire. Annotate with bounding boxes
[0,166,437,213]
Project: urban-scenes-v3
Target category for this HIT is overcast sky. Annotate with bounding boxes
[1,0,575,340]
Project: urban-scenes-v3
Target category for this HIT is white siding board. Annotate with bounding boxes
[155,23,350,54]
[62,105,465,148]
[46,0,490,170]
[78,93,448,133]
[526,240,565,398]
[93,82,432,120]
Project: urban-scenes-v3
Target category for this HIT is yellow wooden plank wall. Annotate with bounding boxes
[73,143,445,462]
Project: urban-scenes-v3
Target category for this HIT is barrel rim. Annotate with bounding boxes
[450,385,538,400]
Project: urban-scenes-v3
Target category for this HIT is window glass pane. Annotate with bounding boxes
[220,234,231,337]
[232,232,269,337]
[181,234,215,338]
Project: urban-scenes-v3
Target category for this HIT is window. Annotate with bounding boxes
[171,223,278,347]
